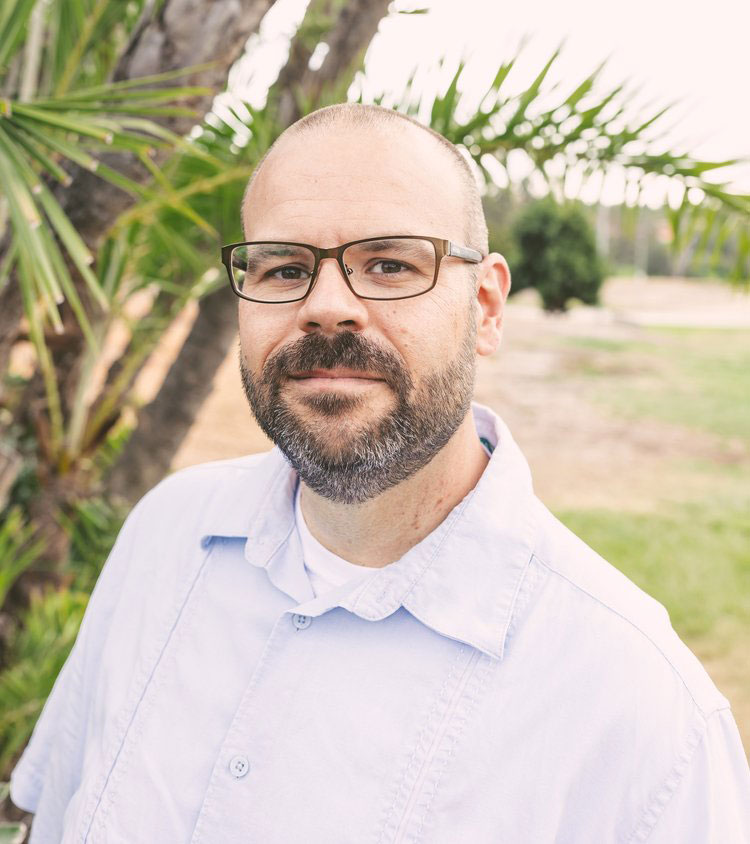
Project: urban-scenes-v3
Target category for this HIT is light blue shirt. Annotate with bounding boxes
[11,403,750,842]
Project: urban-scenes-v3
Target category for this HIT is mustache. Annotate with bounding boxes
[261,331,412,394]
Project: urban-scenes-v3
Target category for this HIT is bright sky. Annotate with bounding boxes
[231,0,750,203]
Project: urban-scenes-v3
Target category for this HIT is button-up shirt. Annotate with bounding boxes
[11,403,750,842]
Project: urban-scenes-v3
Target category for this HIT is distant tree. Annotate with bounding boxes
[511,198,604,311]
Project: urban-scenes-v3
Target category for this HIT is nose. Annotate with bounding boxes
[295,255,370,336]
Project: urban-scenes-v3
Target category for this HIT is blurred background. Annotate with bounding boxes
[0,0,748,833]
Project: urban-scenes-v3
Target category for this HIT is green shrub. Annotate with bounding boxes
[60,497,125,594]
[0,511,44,610]
[0,589,88,777]
[511,197,604,311]
[0,497,123,779]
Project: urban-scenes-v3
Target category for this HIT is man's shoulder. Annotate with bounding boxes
[148,450,276,496]
[134,449,281,525]
[527,497,728,718]
[82,450,288,652]
[108,449,290,573]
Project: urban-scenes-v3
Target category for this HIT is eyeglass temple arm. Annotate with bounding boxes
[447,242,483,263]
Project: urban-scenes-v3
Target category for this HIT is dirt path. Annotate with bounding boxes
[172,277,750,750]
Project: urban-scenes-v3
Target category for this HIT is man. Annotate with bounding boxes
[11,103,750,842]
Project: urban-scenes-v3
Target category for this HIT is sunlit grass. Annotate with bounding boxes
[557,493,750,644]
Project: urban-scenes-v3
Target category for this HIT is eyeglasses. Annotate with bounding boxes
[221,235,483,303]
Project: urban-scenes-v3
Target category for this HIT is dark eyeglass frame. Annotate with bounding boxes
[221,235,484,303]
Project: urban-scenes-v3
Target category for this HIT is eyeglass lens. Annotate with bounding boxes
[230,238,437,301]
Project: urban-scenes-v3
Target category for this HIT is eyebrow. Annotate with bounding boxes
[252,245,307,259]
[239,245,312,272]
[353,239,431,253]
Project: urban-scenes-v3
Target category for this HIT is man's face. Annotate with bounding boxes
[238,124,488,503]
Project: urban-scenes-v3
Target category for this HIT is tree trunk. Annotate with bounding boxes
[108,0,391,504]
[0,270,23,382]
[108,289,239,499]
[275,0,391,126]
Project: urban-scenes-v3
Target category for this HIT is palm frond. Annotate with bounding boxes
[0,74,214,354]
[392,52,750,282]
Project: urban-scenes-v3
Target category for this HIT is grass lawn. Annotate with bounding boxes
[559,492,750,644]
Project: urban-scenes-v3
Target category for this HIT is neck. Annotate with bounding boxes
[298,411,489,567]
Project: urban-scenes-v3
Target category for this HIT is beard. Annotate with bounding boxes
[239,308,477,504]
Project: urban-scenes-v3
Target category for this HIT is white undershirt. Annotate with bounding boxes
[294,485,376,597]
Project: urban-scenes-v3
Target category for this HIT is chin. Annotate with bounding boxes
[289,395,390,454]
[295,391,366,417]
[293,385,396,421]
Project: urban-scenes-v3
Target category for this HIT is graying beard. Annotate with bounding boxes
[239,315,476,504]
[264,377,472,504]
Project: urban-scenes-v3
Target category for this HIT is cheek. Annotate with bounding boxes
[238,305,295,372]
[375,302,424,361]
[419,287,468,345]
[377,295,459,367]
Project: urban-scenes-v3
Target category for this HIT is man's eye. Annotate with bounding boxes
[370,260,408,275]
[268,265,310,281]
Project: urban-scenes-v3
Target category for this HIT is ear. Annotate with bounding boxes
[475,252,511,357]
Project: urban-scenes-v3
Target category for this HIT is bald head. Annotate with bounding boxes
[242,103,488,254]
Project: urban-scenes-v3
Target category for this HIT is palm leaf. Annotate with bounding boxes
[0,81,216,355]
[0,0,38,69]
[394,51,750,282]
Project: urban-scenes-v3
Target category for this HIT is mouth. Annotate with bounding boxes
[289,369,385,381]
[287,368,387,391]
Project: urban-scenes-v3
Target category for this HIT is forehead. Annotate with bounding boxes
[243,123,467,244]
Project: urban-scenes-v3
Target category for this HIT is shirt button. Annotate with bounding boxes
[229,755,250,778]
[292,613,312,630]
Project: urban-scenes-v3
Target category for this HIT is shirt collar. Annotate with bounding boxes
[200,402,538,660]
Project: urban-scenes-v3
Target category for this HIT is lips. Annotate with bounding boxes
[289,369,384,380]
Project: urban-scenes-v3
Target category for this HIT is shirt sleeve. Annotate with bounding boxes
[643,707,750,842]
[8,499,144,826]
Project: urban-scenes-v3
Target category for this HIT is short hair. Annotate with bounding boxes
[242,103,489,254]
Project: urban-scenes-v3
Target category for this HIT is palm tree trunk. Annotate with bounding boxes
[0,258,22,382]
[108,0,391,504]
[273,0,391,126]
